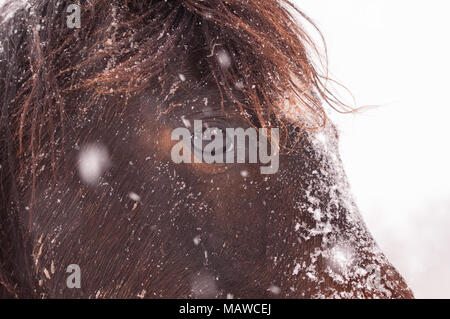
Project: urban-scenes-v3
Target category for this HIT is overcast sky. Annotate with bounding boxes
[296,0,450,298]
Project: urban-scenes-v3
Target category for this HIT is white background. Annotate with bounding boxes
[296,0,450,298]
[1,0,449,299]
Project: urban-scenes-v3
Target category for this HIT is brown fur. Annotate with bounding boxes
[0,0,413,298]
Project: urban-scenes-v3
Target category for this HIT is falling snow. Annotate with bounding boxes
[77,144,110,186]
[128,192,141,202]
[216,49,232,69]
[267,285,281,295]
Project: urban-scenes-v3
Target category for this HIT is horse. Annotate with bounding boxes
[0,0,413,298]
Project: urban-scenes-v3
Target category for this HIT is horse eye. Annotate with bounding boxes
[191,122,235,156]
